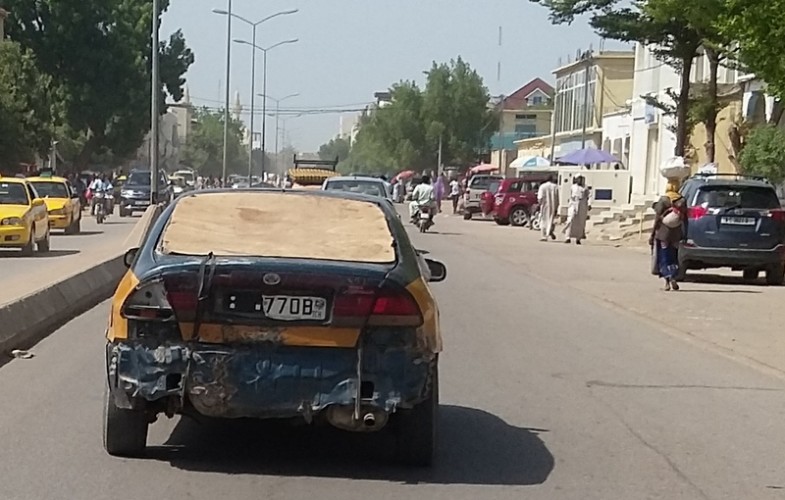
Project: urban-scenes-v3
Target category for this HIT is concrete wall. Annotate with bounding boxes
[558,167,632,210]
[601,110,632,167]
[596,57,635,127]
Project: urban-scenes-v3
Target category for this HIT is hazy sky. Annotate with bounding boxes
[161,0,610,152]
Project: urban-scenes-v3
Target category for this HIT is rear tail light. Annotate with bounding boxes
[121,280,177,322]
[763,209,785,222]
[689,205,708,219]
[333,287,423,327]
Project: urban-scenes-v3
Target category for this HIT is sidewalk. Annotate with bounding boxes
[435,212,785,377]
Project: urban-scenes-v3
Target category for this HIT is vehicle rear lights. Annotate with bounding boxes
[333,287,423,327]
[688,205,708,219]
[763,209,785,222]
[122,280,176,322]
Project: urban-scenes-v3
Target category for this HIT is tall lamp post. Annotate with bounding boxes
[258,93,299,173]
[151,0,161,203]
[234,38,298,180]
[212,9,298,184]
[209,0,234,186]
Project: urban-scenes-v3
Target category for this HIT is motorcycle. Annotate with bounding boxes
[93,190,108,224]
[529,206,542,231]
[415,205,434,233]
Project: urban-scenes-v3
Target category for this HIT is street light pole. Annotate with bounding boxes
[221,0,232,186]
[257,93,299,175]
[151,0,160,203]
[261,49,268,180]
[247,23,257,185]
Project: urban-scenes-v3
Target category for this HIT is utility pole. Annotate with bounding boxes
[580,49,592,150]
[247,22,257,185]
[274,102,281,174]
[150,0,160,203]
[497,94,505,169]
[221,0,232,186]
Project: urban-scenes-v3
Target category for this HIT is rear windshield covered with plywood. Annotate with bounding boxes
[160,192,396,264]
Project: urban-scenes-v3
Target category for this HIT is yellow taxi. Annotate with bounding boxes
[27,174,82,234]
[0,176,50,255]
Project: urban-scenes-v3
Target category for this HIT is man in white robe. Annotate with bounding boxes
[537,175,560,241]
[563,175,590,244]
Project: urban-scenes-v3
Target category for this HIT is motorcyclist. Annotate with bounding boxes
[408,174,436,224]
[89,174,113,215]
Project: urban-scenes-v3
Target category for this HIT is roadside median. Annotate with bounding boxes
[0,204,164,355]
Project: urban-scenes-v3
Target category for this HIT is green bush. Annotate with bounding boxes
[739,125,785,184]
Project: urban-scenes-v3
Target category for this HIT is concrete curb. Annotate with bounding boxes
[0,204,164,355]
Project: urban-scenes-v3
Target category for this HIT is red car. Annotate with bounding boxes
[488,177,545,226]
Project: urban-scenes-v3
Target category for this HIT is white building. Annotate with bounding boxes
[627,42,743,204]
[339,114,360,144]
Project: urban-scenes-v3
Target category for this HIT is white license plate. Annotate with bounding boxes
[262,295,327,321]
[721,216,755,226]
[134,200,150,206]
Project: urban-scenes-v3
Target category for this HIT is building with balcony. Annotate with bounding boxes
[515,50,634,164]
[490,78,554,170]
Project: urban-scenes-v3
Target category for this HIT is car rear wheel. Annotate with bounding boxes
[394,359,438,467]
[510,207,529,227]
[495,218,510,226]
[743,269,759,282]
[462,211,472,220]
[103,387,148,457]
[766,264,785,286]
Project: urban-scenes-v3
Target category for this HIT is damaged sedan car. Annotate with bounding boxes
[104,189,446,465]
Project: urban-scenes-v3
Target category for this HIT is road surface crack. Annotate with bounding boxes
[586,380,783,392]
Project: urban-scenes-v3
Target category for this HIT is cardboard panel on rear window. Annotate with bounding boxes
[160,192,395,263]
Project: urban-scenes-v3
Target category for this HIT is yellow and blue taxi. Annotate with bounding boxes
[0,175,51,255]
[26,173,82,234]
[104,189,447,466]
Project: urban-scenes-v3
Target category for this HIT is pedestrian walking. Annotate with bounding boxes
[434,174,445,213]
[649,182,687,291]
[537,175,560,241]
[563,176,590,244]
[449,176,461,214]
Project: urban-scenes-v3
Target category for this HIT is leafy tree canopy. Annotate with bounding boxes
[738,125,785,184]
[719,0,785,100]
[318,136,351,163]
[0,41,53,166]
[327,57,495,175]
[3,0,194,167]
[181,108,248,178]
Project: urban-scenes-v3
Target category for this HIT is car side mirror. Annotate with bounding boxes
[123,247,139,268]
[425,258,446,282]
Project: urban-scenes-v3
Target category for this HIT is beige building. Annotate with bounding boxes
[516,50,635,163]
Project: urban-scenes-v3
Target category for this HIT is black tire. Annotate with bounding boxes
[766,264,785,286]
[73,216,81,234]
[103,387,148,457]
[462,211,472,220]
[20,232,34,256]
[495,218,510,226]
[119,208,129,218]
[743,269,759,282]
[675,260,688,282]
[509,207,529,227]
[394,360,438,467]
[37,230,50,253]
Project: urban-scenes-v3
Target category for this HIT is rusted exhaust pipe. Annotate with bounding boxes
[326,405,388,432]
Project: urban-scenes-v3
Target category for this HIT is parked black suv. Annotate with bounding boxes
[679,174,785,284]
[118,170,172,217]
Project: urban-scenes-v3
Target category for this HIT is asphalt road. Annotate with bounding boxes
[2,212,785,499]
[0,212,138,304]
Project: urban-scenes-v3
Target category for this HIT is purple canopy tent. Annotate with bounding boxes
[557,148,619,166]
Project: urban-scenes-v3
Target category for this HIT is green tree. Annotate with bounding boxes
[318,136,351,162]
[738,125,785,184]
[719,0,785,124]
[0,42,53,166]
[4,0,194,167]
[182,108,248,177]
[532,0,702,156]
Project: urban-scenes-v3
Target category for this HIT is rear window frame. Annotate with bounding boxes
[694,184,781,210]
